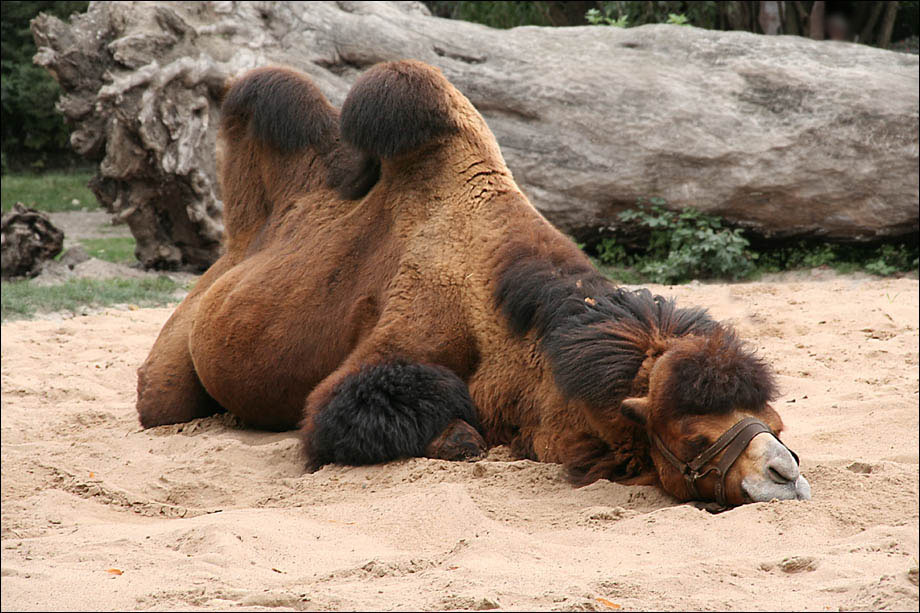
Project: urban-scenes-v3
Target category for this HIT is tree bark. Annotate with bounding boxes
[784,1,802,36]
[859,1,887,44]
[877,1,899,48]
[543,1,597,26]
[725,1,753,31]
[759,1,784,35]
[809,1,826,39]
[851,0,871,41]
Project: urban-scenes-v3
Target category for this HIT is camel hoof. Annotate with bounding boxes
[425,419,486,461]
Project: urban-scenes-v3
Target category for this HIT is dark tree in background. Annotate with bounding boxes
[1,1,88,172]
[426,1,918,49]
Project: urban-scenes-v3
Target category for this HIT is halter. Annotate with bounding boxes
[650,416,800,510]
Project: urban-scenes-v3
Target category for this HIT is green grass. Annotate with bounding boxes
[1,277,182,321]
[80,237,137,263]
[1,170,98,213]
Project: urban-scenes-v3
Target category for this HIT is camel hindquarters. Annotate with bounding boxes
[185,253,379,431]
[136,295,224,427]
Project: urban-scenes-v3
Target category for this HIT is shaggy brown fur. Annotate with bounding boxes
[137,60,790,505]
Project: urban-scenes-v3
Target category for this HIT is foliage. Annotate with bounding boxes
[1,1,89,172]
[592,200,918,285]
[586,1,720,29]
[585,7,629,27]
[1,170,97,212]
[81,237,137,264]
[596,200,755,284]
[428,1,919,48]
[1,276,181,321]
[424,1,554,28]
[754,241,919,277]
[426,1,721,28]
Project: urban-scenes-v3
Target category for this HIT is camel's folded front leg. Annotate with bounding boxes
[299,331,486,471]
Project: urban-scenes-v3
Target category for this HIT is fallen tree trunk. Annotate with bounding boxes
[32,1,919,269]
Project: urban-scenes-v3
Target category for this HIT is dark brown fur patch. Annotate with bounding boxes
[302,361,481,471]
[326,144,381,200]
[339,60,459,159]
[656,329,778,416]
[564,433,650,485]
[495,246,719,410]
[221,66,338,154]
[493,244,602,339]
[546,297,719,410]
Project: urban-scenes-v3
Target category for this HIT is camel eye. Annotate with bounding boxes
[688,435,711,456]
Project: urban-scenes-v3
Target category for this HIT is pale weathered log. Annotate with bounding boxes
[1,204,65,280]
[32,1,919,268]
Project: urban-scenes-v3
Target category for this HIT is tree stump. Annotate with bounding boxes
[1,203,65,280]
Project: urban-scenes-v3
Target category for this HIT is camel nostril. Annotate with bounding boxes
[766,459,798,484]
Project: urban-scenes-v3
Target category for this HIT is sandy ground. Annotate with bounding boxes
[1,271,918,611]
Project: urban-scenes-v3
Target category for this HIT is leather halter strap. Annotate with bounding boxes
[651,416,792,509]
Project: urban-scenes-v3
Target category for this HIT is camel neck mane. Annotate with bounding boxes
[493,245,719,407]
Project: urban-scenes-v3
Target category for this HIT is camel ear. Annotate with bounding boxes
[621,397,650,425]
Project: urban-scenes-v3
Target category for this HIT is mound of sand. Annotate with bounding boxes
[2,272,917,611]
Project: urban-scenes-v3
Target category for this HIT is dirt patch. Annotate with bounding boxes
[47,211,132,246]
[23,211,200,291]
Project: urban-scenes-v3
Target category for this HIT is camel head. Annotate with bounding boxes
[620,332,811,507]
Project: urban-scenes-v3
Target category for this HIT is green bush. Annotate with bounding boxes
[585,1,719,29]
[756,241,919,276]
[585,7,630,26]
[864,244,920,275]
[597,200,755,284]
[428,1,919,48]
[592,200,918,284]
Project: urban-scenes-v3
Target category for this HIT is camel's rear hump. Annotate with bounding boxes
[333,60,507,200]
[340,60,460,160]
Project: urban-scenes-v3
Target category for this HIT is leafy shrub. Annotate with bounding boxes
[864,244,920,275]
[585,1,719,29]
[597,200,755,284]
[585,7,629,27]
[666,13,690,26]
[755,241,919,276]
[598,201,918,284]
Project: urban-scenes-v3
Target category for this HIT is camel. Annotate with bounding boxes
[137,60,811,508]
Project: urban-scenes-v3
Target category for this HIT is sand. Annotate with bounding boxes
[2,271,918,611]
